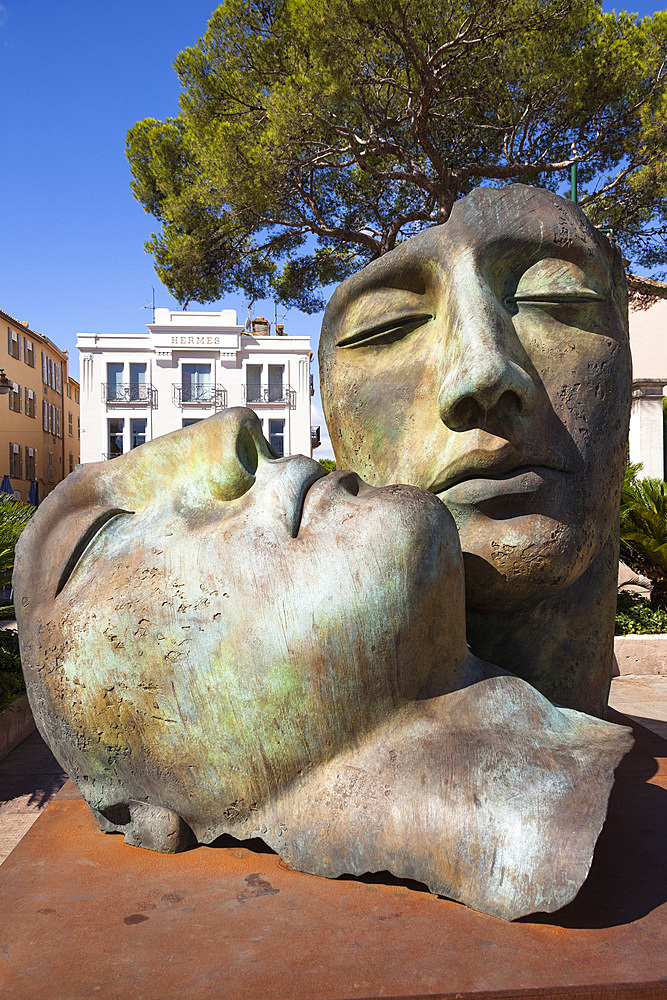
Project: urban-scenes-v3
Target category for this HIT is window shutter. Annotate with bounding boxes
[42,400,48,431]
[42,352,47,384]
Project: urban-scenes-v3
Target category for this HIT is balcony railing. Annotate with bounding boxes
[103,383,157,406]
[102,452,123,460]
[243,384,296,407]
[311,426,321,449]
[172,383,227,408]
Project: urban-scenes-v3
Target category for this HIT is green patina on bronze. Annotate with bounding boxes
[320,184,631,717]
[12,186,634,921]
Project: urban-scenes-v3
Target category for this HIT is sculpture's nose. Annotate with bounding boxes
[208,407,324,512]
[436,278,537,432]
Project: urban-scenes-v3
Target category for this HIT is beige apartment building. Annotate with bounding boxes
[1,307,80,503]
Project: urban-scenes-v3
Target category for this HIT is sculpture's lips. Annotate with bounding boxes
[430,446,570,498]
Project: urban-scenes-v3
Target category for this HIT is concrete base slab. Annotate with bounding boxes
[0,711,665,1000]
[614,635,667,677]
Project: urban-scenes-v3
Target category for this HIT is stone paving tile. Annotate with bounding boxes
[0,729,68,865]
[608,675,667,740]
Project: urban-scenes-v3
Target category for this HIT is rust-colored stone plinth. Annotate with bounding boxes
[0,711,665,1000]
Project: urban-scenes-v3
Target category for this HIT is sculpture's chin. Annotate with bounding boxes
[453,515,602,614]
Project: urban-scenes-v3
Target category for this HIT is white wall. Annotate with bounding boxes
[628,302,667,480]
[77,309,314,464]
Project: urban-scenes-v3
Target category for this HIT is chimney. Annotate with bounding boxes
[19,320,29,327]
[275,324,286,336]
[251,316,271,336]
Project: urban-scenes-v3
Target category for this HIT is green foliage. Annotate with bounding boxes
[619,465,667,606]
[615,591,667,634]
[127,0,667,310]
[318,458,337,472]
[0,630,25,714]
[0,496,34,619]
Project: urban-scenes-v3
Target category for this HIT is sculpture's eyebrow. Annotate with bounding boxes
[478,232,611,287]
[342,258,429,306]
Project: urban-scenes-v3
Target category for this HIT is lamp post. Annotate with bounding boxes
[0,369,11,395]
[570,142,578,204]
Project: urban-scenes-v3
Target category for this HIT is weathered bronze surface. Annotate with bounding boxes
[14,400,632,920]
[320,184,631,717]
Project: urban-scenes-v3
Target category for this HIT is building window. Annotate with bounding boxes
[8,381,21,412]
[246,364,262,403]
[77,417,80,438]
[46,405,61,437]
[129,363,147,402]
[8,328,21,360]
[108,418,124,458]
[48,452,54,483]
[130,418,147,449]
[68,411,73,436]
[25,447,36,480]
[269,418,285,457]
[69,453,74,474]
[106,362,124,402]
[268,365,284,402]
[24,388,36,418]
[75,387,79,404]
[23,337,35,368]
[9,442,22,479]
[67,383,71,398]
[182,419,203,428]
[181,364,211,403]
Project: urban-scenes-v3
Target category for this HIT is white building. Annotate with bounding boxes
[77,309,319,464]
[628,299,667,479]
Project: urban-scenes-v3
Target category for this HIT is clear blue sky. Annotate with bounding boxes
[0,0,661,459]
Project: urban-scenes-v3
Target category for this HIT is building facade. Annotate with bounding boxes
[77,309,317,464]
[1,307,80,503]
[628,299,667,479]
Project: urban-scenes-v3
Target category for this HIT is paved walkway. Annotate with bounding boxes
[0,677,665,868]
[0,728,67,865]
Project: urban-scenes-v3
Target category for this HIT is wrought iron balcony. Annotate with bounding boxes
[102,452,123,460]
[172,383,227,408]
[243,384,296,407]
[102,383,157,406]
[311,426,321,449]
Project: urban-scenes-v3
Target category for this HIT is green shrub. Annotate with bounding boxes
[318,458,337,472]
[615,592,667,635]
[0,629,25,713]
[0,495,35,618]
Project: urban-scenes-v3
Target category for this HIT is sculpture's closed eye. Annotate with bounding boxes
[337,312,432,349]
[55,509,134,596]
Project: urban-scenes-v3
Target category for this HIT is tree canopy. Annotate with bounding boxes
[126,0,667,311]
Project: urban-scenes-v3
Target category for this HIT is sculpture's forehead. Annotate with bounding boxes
[322,185,611,330]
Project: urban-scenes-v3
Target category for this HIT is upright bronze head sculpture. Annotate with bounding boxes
[320,184,631,715]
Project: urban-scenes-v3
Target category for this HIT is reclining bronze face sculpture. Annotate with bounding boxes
[14,186,633,922]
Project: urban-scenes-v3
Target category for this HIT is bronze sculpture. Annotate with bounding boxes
[320,184,631,717]
[14,186,633,921]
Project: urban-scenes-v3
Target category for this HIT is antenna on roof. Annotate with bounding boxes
[139,287,156,322]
